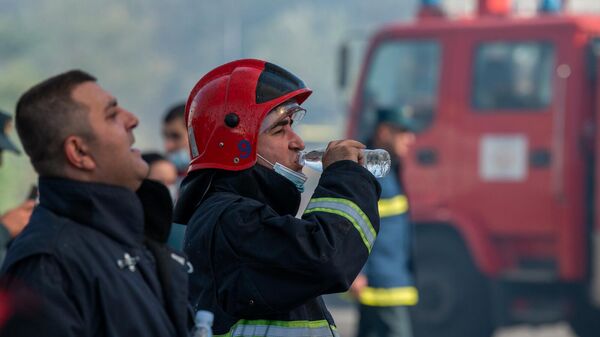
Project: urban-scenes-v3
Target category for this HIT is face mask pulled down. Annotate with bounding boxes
[167,149,190,173]
[257,154,307,193]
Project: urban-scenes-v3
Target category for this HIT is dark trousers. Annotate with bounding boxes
[356,305,413,337]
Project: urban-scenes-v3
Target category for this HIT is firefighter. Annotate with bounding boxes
[350,108,418,337]
[174,59,382,337]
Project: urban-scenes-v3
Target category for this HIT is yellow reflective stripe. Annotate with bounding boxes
[304,197,376,252]
[378,195,409,218]
[331,325,340,337]
[359,286,419,306]
[215,319,335,337]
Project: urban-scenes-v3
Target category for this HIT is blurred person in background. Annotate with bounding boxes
[350,108,418,337]
[162,102,189,180]
[174,59,381,337]
[0,70,190,337]
[161,103,189,251]
[0,110,34,265]
[142,152,178,196]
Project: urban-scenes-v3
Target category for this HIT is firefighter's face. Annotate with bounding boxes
[376,123,416,159]
[391,130,416,159]
[257,113,305,173]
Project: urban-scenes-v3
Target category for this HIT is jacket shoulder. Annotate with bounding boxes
[191,192,247,223]
[2,206,81,273]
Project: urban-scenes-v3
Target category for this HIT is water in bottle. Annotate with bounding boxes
[190,310,214,337]
[298,148,391,178]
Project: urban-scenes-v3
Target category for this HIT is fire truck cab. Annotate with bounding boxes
[343,1,600,336]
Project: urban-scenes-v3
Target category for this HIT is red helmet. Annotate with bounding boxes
[185,59,312,172]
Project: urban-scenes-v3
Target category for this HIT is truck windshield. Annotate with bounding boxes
[472,42,555,111]
[358,40,440,141]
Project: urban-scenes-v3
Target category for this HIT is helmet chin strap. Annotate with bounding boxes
[256,153,276,169]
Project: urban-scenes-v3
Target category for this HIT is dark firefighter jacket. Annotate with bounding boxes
[359,169,418,307]
[175,160,381,337]
[0,178,189,337]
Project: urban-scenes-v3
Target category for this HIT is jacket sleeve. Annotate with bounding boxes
[214,160,381,316]
[1,255,85,337]
[0,222,10,263]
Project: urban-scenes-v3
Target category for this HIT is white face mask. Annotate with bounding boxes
[257,154,307,193]
[167,148,190,173]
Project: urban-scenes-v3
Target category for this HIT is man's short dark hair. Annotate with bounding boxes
[15,70,96,176]
[163,103,185,124]
[141,152,167,166]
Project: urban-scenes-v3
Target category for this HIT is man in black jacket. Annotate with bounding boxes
[0,70,189,337]
[174,59,381,337]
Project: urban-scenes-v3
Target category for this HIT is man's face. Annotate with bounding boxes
[162,117,188,154]
[390,128,416,159]
[376,124,416,160]
[257,114,305,173]
[148,159,178,187]
[72,82,148,190]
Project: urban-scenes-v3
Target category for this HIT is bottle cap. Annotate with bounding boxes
[195,310,214,326]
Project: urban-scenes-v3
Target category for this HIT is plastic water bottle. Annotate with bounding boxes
[190,310,214,337]
[298,148,391,178]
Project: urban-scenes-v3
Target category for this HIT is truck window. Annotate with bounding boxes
[358,40,440,141]
[586,37,600,82]
[472,42,555,111]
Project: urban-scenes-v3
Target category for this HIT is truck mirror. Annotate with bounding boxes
[338,42,350,89]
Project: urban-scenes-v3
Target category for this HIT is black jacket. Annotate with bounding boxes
[0,178,189,337]
[176,161,381,336]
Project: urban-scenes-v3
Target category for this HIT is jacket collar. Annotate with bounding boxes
[175,164,301,224]
[38,177,145,247]
[213,164,301,216]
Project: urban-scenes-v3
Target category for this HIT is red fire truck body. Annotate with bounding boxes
[344,2,600,337]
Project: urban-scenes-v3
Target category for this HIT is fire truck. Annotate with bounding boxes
[341,0,600,336]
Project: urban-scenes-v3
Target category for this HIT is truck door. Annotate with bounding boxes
[349,31,455,211]
[451,26,577,278]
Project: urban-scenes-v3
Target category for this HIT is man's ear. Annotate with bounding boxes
[64,135,96,171]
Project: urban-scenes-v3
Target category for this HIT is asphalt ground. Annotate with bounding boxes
[323,295,576,337]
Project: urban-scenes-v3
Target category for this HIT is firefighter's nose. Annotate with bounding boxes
[289,130,305,151]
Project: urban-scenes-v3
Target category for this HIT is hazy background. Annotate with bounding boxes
[1,0,599,209]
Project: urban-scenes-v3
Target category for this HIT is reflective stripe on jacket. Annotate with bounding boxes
[216,319,340,337]
[358,286,418,307]
[180,161,381,335]
[360,171,418,307]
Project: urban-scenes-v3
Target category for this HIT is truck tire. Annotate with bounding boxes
[569,291,600,337]
[411,229,493,337]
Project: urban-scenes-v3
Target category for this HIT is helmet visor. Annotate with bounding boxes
[260,102,306,134]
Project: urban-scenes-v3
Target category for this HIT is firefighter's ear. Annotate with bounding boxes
[64,135,96,171]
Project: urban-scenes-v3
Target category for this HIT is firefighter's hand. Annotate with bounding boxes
[322,139,366,170]
[349,274,368,299]
[0,200,35,238]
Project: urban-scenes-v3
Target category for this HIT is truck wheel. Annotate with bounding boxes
[411,230,493,337]
[569,292,600,337]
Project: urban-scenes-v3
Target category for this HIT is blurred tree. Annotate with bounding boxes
[0,0,418,210]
